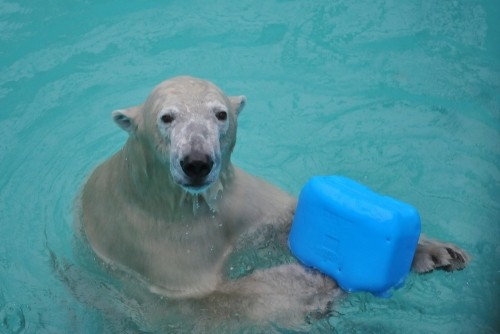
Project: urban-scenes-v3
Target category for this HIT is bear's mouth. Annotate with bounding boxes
[170,164,219,194]
[180,181,212,194]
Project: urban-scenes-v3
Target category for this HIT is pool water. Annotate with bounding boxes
[1,0,499,333]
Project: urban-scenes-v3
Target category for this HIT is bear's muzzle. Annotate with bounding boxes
[180,151,214,186]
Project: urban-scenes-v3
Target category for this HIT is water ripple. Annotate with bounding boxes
[0,1,498,333]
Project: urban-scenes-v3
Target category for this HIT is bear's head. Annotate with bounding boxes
[111,76,246,194]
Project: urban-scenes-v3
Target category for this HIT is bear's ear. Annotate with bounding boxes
[112,106,141,134]
[229,95,246,116]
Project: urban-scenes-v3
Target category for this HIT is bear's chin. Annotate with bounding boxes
[180,183,211,194]
[174,175,219,194]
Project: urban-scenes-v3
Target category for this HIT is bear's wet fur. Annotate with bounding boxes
[80,76,469,329]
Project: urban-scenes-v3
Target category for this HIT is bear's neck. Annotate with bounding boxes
[116,138,233,218]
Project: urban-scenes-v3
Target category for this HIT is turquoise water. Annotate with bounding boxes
[1,0,499,333]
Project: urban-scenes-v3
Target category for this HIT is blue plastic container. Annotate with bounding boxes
[289,176,421,297]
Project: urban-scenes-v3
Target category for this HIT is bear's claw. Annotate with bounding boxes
[412,238,470,274]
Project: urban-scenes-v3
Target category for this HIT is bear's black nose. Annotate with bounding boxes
[180,153,214,180]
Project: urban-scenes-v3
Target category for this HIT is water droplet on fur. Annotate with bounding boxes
[192,195,200,214]
[230,266,234,271]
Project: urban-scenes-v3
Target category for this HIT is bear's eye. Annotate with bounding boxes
[160,114,175,124]
[215,111,228,121]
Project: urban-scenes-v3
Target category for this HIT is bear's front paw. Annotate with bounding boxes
[411,238,470,274]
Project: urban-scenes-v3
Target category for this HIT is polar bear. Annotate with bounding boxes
[81,76,469,325]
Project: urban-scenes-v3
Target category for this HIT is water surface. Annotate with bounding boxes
[1,0,499,333]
